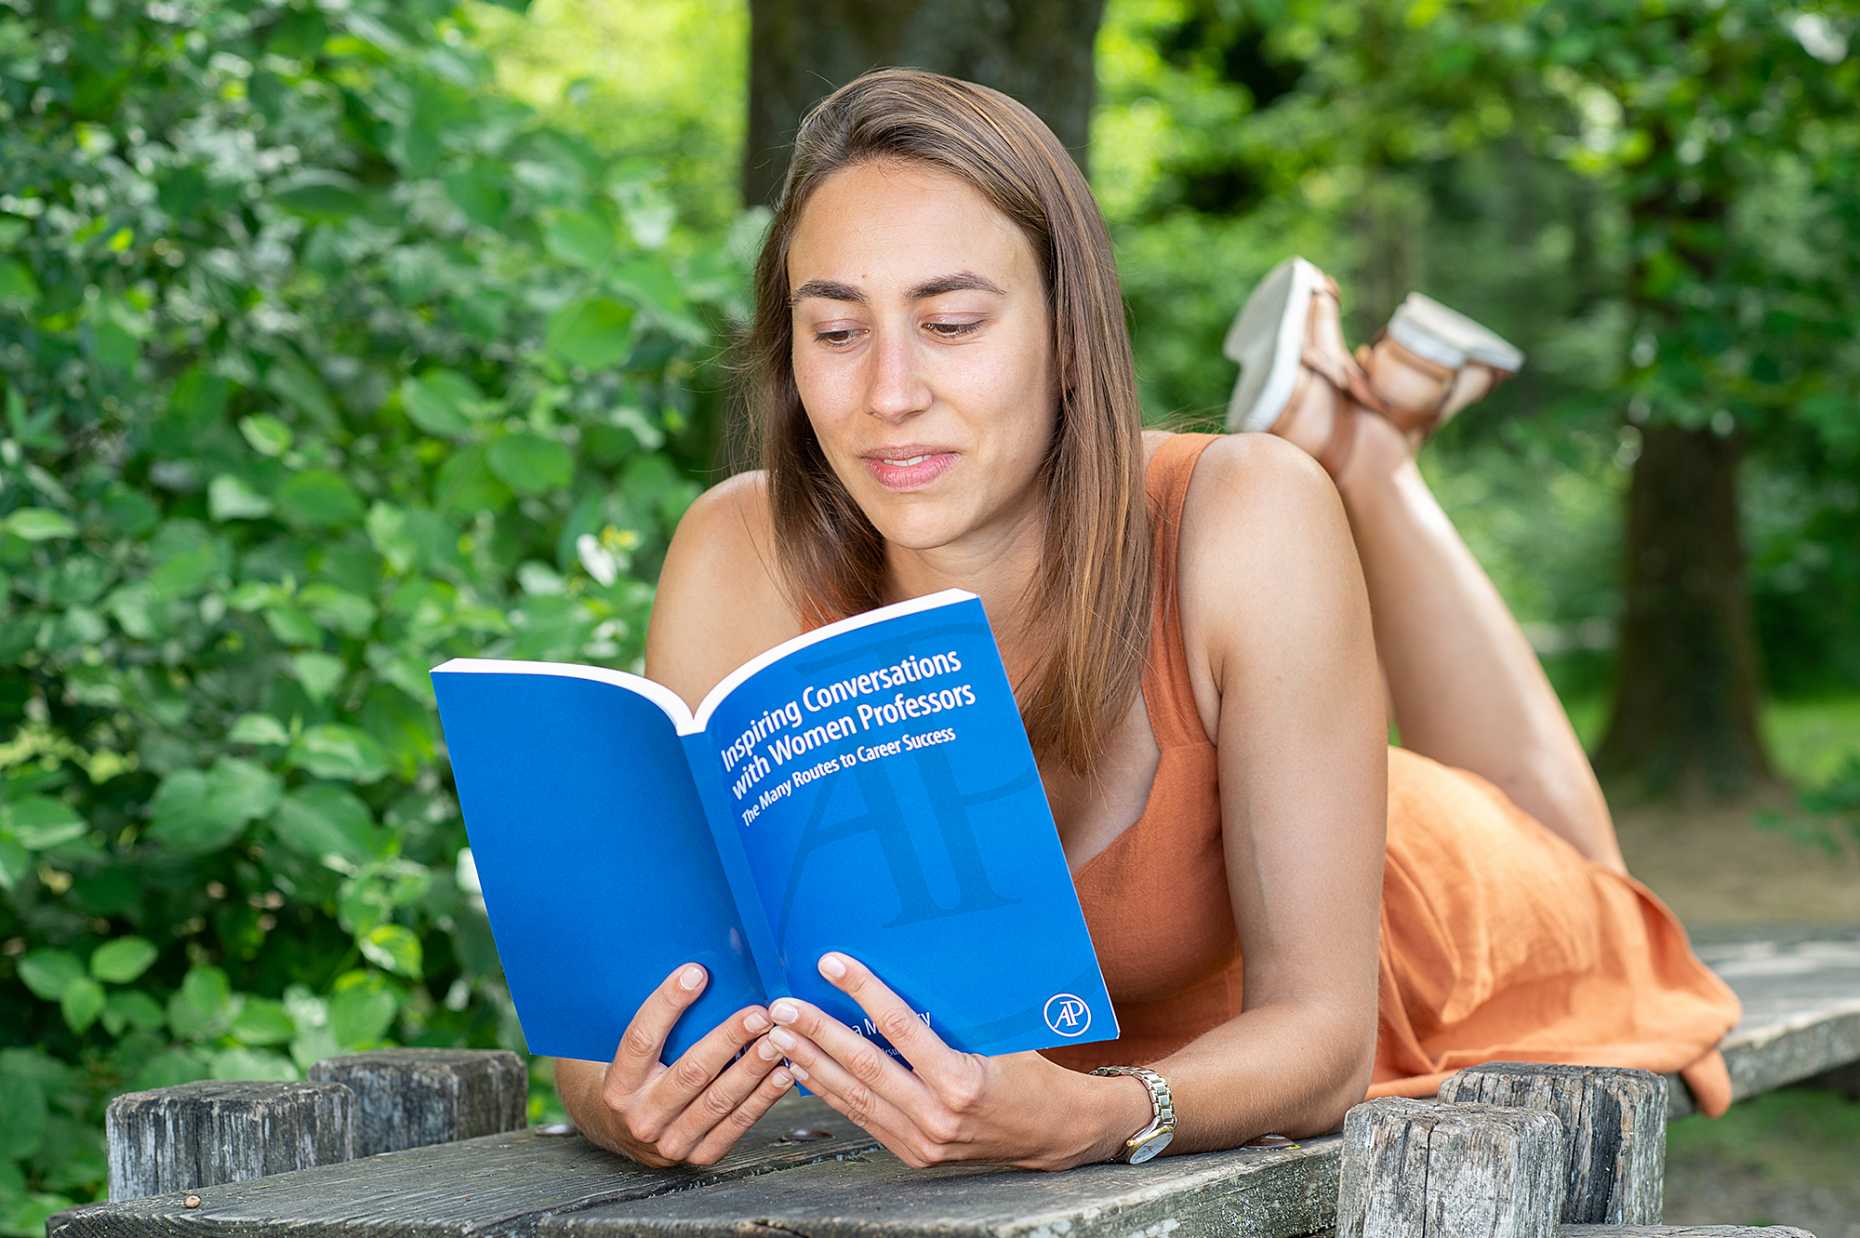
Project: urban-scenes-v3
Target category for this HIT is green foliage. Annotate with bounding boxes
[1095,0,1860,686]
[0,0,763,1218]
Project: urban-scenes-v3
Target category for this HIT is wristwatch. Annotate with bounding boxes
[1089,1065,1176,1164]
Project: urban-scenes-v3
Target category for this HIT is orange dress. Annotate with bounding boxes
[803,430,1741,1117]
[1034,432,1740,1117]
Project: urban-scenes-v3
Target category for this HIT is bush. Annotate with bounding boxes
[0,1,759,1224]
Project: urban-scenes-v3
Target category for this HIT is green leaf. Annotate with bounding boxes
[101,990,166,1036]
[230,997,296,1047]
[360,924,422,979]
[544,295,635,369]
[209,1047,299,1082]
[239,414,293,457]
[434,445,512,515]
[148,542,221,600]
[0,836,28,892]
[146,758,281,853]
[90,309,140,372]
[17,950,83,1001]
[541,208,616,271]
[291,651,345,703]
[167,965,238,1041]
[5,796,85,849]
[400,369,487,438]
[274,784,378,865]
[299,584,376,637]
[328,974,397,1048]
[266,354,341,427]
[262,603,323,646]
[128,1047,210,1091]
[0,258,40,309]
[0,1070,46,1160]
[290,725,390,782]
[90,937,158,984]
[272,170,367,220]
[209,474,273,521]
[229,713,291,746]
[4,509,77,541]
[487,433,574,494]
[60,977,105,1033]
[276,470,365,529]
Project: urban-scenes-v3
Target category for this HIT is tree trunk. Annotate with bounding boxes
[743,0,1106,211]
[1593,420,1776,800]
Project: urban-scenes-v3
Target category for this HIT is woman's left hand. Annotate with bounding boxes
[764,951,1132,1171]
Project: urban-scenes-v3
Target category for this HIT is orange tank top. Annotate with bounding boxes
[1037,431,1240,1072]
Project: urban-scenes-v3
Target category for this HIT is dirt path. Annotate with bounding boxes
[1614,787,1860,926]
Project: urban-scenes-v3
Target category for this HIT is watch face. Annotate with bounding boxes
[1128,1129,1172,1164]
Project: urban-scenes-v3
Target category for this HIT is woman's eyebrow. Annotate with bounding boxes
[789,271,1008,307]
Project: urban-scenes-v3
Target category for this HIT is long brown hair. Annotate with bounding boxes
[736,67,1152,779]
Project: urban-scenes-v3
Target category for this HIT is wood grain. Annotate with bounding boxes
[1441,1062,1665,1224]
[105,1081,354,1202]
[309,1049,527,1156]
[1337,1097,1565,1238]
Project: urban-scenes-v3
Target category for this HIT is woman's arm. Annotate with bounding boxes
[1148,433,1388,1151]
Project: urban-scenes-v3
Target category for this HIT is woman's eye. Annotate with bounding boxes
[927,320,982,338]
[812,321,982,347]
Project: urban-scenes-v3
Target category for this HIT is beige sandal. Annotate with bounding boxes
[1360,292,1524,444]
[1224,257,1389,479]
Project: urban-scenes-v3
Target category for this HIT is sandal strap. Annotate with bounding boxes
[1365,329,1456,436]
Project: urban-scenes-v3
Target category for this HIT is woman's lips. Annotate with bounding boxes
[862,452,957,491]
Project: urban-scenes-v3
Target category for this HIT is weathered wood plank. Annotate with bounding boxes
[52,1096,873,1237]
[105,1081,354,1202]
[1559,1227,1815,1237]
[53,931,1860,1238]
[1337,1097,1564,1238]
[1667,935,1860,1119]
[545,1134,1342,1237]
[1440,1063,1665,1225]
[309,1049,527,1156]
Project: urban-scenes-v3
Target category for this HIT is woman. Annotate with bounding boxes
[552,67,1741,1172]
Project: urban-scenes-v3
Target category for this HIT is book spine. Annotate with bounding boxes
[681,731,789,1003]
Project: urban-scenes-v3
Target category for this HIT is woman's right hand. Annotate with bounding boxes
[587,962,794,1168]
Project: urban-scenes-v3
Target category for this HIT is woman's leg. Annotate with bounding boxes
[1328,414,1629,874]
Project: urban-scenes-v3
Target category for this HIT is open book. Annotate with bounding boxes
[430,589,1117,1065]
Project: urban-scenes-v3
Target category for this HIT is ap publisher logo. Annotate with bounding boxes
[1043,992,1091,1037]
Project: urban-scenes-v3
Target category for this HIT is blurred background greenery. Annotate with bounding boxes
[1,0,1856,1230]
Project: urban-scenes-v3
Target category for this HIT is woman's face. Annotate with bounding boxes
[787,159,1056,555]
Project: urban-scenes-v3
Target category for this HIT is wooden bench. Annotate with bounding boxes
[47,928,1860,1237]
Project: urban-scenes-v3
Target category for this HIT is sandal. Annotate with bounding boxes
[1360,292,1525,444]
[1223,256,1389,480]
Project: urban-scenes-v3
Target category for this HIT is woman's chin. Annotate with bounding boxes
[867,507,967,553]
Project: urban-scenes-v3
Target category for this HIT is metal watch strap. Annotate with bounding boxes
[1089,1065,1176,1160]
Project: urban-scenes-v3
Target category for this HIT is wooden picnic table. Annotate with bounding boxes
[48,928,1860,1238]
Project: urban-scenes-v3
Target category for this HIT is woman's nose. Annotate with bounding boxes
[865,325,932,422]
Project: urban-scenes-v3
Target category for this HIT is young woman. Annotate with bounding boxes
[552,68,1741,1173]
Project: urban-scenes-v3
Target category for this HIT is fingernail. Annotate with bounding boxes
[818,953,847,980]
[771,1000,798,1024]
[679,965,705,991]
[769,1027,796,1050]
[788,1061,810,1081]
[743,1011,769,1034]
[772,1069,793,1089]
[758,1037,781,1061]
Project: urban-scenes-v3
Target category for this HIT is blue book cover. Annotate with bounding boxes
[430,588,1118,1069]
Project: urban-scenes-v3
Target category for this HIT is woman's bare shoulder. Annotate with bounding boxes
[645,469,805,709]
[1174,433,1359,694]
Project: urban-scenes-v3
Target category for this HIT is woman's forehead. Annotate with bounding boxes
[787,161,1036,297]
